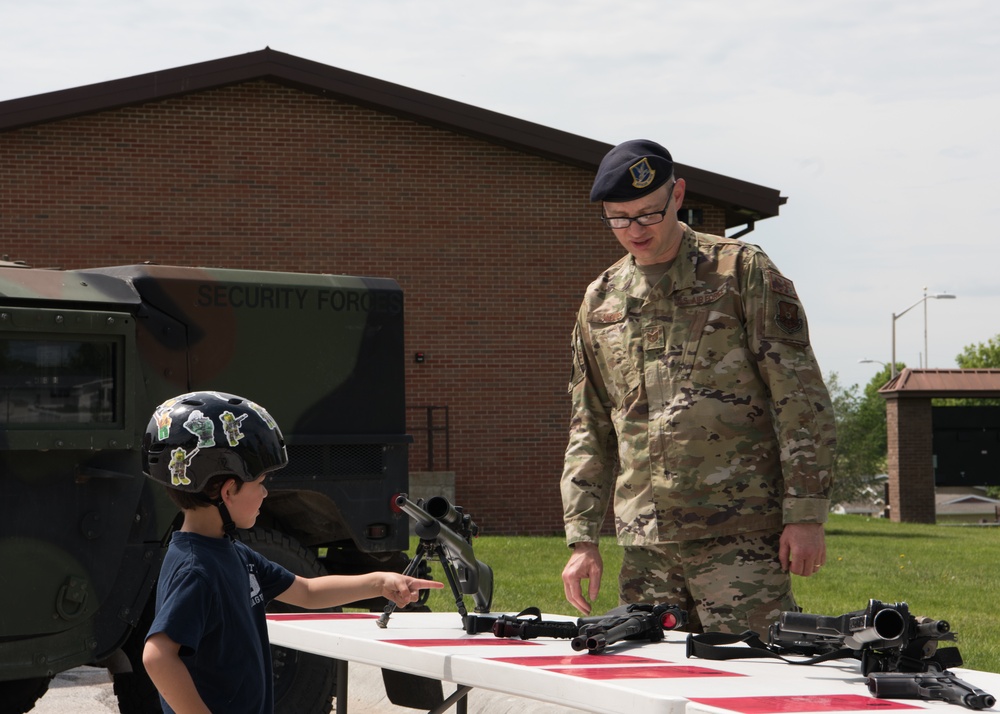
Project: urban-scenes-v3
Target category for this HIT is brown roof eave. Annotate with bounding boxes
[1,47,786,223]
[0,48,596,160]
[878,368,1000,399]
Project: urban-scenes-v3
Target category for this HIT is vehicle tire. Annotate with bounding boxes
[0,677,51,714]
[113,596,163,714]
[238,527,337,714]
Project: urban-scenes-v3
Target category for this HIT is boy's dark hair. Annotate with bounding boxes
[165,474,243,511]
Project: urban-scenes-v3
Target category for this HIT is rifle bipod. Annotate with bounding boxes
[377,537,470,629]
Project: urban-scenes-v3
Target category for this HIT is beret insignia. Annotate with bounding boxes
[629,158,656,189]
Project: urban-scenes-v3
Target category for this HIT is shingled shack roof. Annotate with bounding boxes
[879,368,1000,399]
[0,47,786,230]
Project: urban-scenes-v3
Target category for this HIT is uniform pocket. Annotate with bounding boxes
[673,286,746,388]
[588,307,641,408]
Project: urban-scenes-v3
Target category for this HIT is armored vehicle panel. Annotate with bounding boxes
[0,264,410,713]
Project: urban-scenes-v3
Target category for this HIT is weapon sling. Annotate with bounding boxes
[686,630,857,665]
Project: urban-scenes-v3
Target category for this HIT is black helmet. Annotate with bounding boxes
[143,391,288,493]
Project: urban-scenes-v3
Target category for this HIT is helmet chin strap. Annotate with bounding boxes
[191,487,238,538]
[214,499,238,539]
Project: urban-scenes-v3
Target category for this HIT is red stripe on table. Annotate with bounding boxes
[687,694,923,713]
[545,664,741,679]
[489,654,664,667]
[266,613,378,621]
[383,639,540,647]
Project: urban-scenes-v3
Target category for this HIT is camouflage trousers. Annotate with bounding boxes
[619,528,797,636]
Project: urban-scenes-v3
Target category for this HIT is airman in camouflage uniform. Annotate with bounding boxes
[561,140,836,636]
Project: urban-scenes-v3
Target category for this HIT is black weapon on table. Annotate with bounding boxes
[489,607,582,640]
[688,599,993,710]
[573,603,687,654]
[867,671,997,710]
[490,603,687,654]
[377,493,493,629]
[769,599,960,675]
[774,602,994,710]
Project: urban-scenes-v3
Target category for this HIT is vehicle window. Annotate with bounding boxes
[0,338,117,425]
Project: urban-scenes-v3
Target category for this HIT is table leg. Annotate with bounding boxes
[427,684,472,714]
[336,659,349,714]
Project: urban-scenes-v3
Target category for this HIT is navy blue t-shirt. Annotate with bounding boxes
[147,532,296,714]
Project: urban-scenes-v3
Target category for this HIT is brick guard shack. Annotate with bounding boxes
[880,368,1000,522]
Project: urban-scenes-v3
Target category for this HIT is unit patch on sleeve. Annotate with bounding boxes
[775,300,804,335]
[761,268,809,345]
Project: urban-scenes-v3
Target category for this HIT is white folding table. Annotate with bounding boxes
[266,611,1000,714]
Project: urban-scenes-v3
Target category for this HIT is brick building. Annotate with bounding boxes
[880,368,1000,523]
[0,48,786,535]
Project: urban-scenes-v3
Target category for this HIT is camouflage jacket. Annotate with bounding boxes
[562,227,836,545]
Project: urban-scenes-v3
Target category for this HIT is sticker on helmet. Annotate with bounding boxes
[183,409,217,448]
[168,446,198,486]
[248,400,277,429]
[220,411,249,447]
[155,410,173,440]
[152,393,200,440]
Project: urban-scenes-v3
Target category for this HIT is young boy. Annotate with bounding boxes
[141,391,442,714]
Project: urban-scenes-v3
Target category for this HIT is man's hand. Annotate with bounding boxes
[779,522,826,577]
[562,541,603,615]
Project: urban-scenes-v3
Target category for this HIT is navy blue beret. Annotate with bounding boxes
[590,139,674,202]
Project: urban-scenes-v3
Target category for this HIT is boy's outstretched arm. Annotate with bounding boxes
[277,571,443,610]
[143,632,212,714]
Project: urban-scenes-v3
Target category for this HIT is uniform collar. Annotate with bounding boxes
[617,224,699,299]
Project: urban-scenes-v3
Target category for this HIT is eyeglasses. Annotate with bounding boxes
[600,182,675,229]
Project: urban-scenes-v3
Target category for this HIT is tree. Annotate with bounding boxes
[826,367,893,506]
[941,335,1000,495]
[938,334,1000,407]
[956,335,1000,369]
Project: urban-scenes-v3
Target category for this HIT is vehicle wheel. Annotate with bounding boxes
[113,596,163,713]
[238,528,337,714]
[0,677,52,714]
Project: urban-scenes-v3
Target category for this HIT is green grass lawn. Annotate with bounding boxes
[410,514,1000,673]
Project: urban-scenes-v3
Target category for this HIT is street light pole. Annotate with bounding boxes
[859,358,888,368]
[891,290,957,379]
[924,287,928,369]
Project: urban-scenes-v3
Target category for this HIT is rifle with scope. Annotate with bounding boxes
[377,494,493,629]
[490,603,687,654]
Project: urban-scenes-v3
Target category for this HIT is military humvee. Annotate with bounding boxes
[0,263,411,713]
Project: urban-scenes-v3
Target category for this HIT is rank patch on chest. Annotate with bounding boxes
[775,300,804,334]
[643,325,664,350]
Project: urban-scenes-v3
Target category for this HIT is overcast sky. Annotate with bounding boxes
[3,0,998,391]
